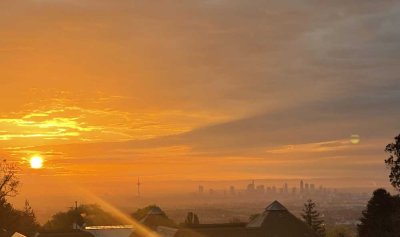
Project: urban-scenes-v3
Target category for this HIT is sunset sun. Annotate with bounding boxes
[30,156,43,169]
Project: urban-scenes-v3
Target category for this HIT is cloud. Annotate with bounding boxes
[1,0,399,183]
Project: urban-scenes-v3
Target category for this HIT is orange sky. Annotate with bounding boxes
[1,0,400,216]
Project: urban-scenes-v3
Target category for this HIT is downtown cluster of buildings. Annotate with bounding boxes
[197,180,334,197]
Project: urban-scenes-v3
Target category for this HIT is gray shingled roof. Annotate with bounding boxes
[265,200,287,211]
[246,201,318,237]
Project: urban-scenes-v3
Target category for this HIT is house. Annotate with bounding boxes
[37,230,95,237]
[138,206,177,231]
[84,226,134,237]
[152,200,317,237]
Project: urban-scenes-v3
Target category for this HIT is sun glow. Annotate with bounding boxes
[30,156,43,169]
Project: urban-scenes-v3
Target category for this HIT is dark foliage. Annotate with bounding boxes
[0,161,39,236]
[385,134,400,190]
[131,205,167,220]
[43,204,124,231]
[0,160,20,200]
[184,212,200,225]
[358,188,400,237]
[302,199,326,237]
[0,198,40,236]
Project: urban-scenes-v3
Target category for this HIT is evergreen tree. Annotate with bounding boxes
[358,188,400,237]
[302,199,325,237]
[184,212,200,225]
[0,199,39,236]
[17,200,40,235]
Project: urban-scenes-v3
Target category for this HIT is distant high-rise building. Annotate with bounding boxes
[292,187,297,195]
[209,188,215,195]
[300,180,304,193]
[256,185,265,194]
[310,184,315,192]
[284,183,289,194]
[247,180,255,192]
[305,183,309,193]
[229,186,236,195]
[198,185,204,195]
[137,177,141,197]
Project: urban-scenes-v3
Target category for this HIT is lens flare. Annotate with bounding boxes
[350,134,360,144]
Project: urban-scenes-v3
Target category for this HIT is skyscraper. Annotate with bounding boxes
[305,183,309,193]
[198,185,204,195]
[310,184,315,193]
[300,180,304,194]
[137,177,141,197]
[247,180,256,193]
[284,183,289,194]
[229,186,236,195]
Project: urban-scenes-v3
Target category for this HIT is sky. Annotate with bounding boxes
[1,0,400,215]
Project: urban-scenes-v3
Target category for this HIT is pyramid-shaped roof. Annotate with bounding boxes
[265,200,287,211]
[139,207,177,230]
[147,206,164,215]
[246,200,317,237]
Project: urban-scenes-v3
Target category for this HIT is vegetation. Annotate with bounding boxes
[0,160,39,236]
[326,225,356,237]
[302,199,326,237]
[0,160,20,200]
[43,204,124,230]
[385,134,400,191]
[131,204,167,220]
[358,188,400,237]
[184,212,200,225]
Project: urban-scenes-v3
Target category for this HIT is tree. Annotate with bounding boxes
[131,205,167,220]
[44,204,124,231]
[326,225,356,237]
[15,200,40,236]
[302,199,325,237]
[385,134,400,190]
[358,188,400,237]
[0,160,20,200]
[0,199,39,236]
[0,161,39,236]
[184,212,200,225]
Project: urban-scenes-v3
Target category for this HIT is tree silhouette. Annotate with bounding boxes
[44,204,123,231]
[184,212,200,225]
[131,205,167,220]
[0,160,20,200]
[301,199,325,237]
[358,188,400,237]
[17,200,40,235]
[0,161,38,236]
[385,134,400,190]
[0,199,39,236]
